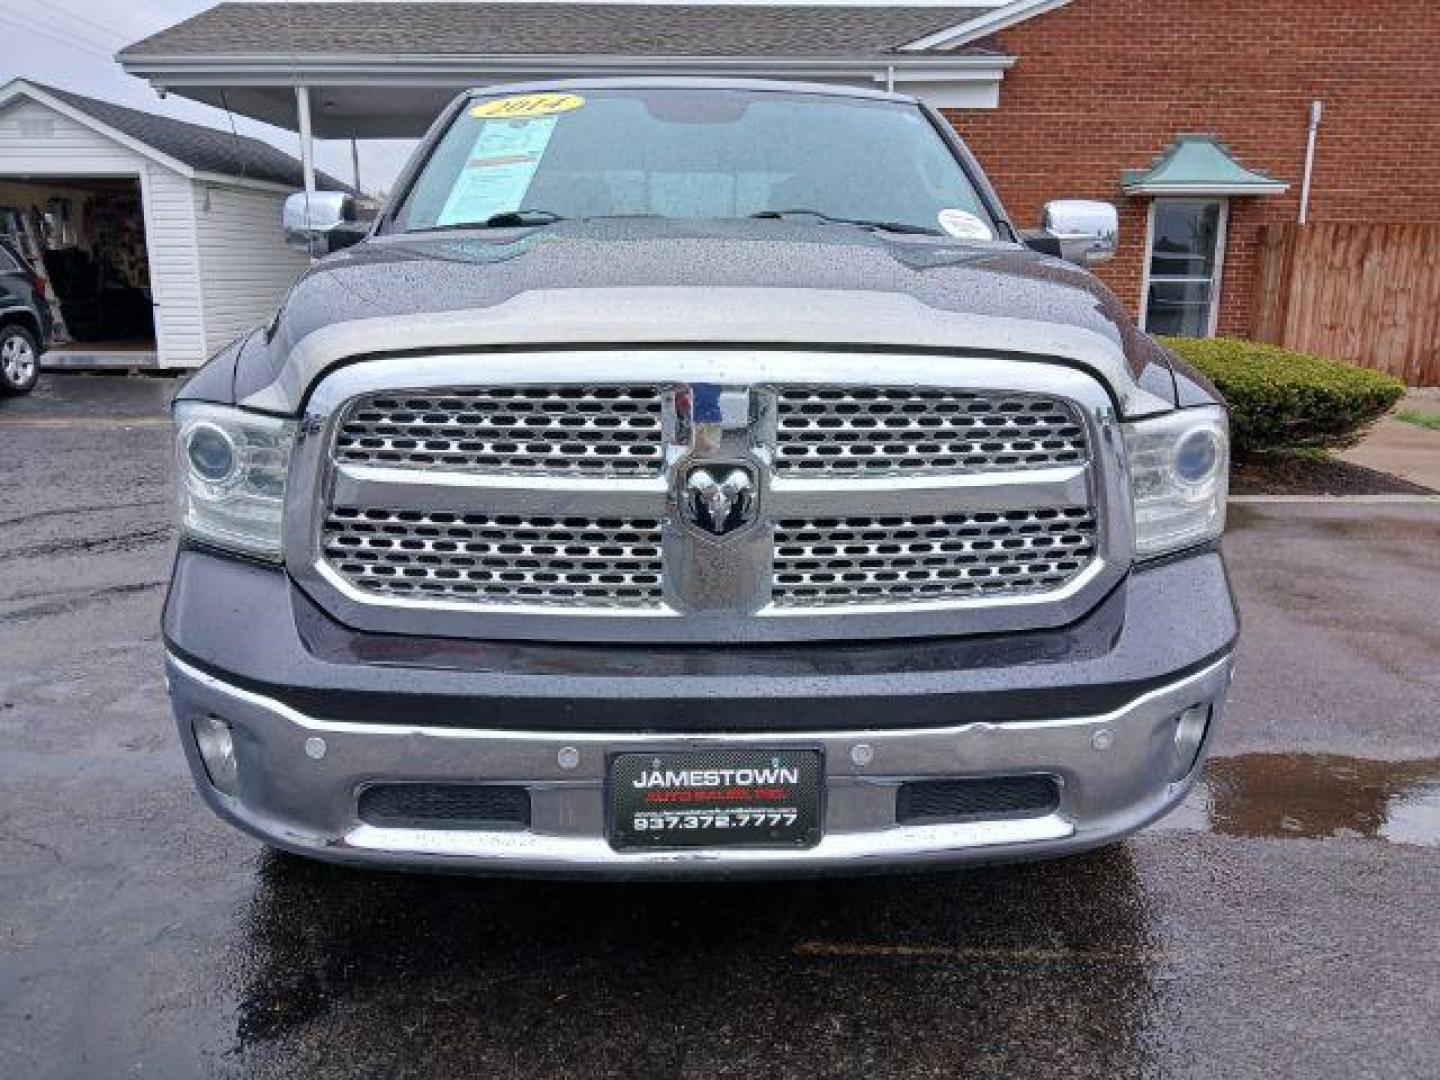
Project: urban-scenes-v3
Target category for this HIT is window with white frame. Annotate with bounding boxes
[1142,198,1228,337]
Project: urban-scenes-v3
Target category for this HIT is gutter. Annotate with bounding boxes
[118,50,1015,68]
[192,170,297,195]
[118,52,1017,84]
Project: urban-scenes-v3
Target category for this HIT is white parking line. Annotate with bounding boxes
[1229,494,1440,505]
[0,417,170,428]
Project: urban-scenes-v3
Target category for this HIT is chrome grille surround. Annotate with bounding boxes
[288,350,1132,643]
[322,508,664,608]
[775,388,1088,476]
[332,386,664,476]
[773,508,1099,606]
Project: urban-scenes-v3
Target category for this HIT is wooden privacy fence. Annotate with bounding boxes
[1250,222,1440,386]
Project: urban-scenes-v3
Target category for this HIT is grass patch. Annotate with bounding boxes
[1395,409,1440,433]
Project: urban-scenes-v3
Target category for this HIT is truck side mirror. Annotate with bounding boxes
[1028,200,1119,267]
[282,191,368,256]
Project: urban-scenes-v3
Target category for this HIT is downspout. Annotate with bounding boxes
[1298,99,1322,225]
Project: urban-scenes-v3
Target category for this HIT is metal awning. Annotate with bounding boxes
[114,59,1015,140]
[116,2,1029,196]
[1122,134,1288,197]
[117,2,1017,139]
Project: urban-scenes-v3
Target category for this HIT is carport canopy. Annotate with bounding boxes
[116,2,1042,190]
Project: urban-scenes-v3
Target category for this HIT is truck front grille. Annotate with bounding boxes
[774,388,1088,476]
[331,385,1088,480]
[772,508,1097,606]
[322,508,665,608]
[303,359,1116,638]
[333,386,664,476]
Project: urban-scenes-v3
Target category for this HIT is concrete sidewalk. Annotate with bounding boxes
[1397,387,1440,418]
[1338,390,1440,492]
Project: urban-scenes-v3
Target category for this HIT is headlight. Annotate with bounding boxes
[174,401,295,560]
[1123,405,1229,558]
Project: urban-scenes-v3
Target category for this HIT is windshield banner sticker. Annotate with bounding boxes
[436,116,560,226]
[938,208,994,240]
[469,92,585,120]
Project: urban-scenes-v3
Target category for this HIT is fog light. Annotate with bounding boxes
[1172,704,1211,780]
[193,714,239,796]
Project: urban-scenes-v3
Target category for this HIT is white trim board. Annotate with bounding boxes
[124,54,1018,79]
[899,0,1074,52]
[1123,181,1289,196]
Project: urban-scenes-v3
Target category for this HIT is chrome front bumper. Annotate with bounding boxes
[167,651,1233,876]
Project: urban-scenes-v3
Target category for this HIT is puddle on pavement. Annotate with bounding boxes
[1160,753,1440,846]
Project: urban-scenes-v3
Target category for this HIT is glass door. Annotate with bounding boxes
[1142,198,1227,337]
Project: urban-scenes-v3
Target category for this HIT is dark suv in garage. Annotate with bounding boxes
[0,236,51,396]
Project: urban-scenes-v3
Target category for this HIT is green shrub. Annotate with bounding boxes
[1157,337,1406,455]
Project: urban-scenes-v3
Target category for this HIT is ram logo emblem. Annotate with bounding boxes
[682,464,757,537]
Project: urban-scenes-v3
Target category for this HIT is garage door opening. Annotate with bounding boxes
[0,176,157,368]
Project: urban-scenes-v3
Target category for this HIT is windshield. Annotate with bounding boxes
[390,87,1000,238]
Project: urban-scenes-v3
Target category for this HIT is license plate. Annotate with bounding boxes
[609,748,823,851]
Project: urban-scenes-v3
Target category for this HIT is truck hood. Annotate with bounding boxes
[238,218,1178,414]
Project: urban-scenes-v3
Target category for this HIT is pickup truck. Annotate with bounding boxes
[163,78,1236,874]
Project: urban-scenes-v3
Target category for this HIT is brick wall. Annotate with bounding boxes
[945,0,1440,337]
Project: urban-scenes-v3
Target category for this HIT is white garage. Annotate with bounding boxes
[0,79,343,369]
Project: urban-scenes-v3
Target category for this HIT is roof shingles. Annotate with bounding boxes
[29,82,347,190]
[120,2,996,59]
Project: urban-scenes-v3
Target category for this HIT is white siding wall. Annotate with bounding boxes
[193,183,309,356]
[0,97,207,366]
[144,168,206,365]
[0,98,137,172]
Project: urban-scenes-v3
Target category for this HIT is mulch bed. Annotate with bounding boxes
[1231,454,1437,496]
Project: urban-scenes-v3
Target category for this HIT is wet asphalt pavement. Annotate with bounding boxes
[2,375,1438,1079]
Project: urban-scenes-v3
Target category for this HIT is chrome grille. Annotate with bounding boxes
[772,508,1098,606]
[332,386,664,476]
[322,508,665,608]
[774,388,1088,475]
[300,353,1121,641]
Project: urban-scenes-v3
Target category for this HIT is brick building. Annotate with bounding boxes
[118,0,1440,361]
[947,0,1440,340]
